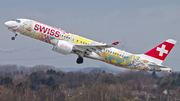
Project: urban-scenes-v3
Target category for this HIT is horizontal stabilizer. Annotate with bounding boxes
[148,64,172,73]
[148,64,169,68]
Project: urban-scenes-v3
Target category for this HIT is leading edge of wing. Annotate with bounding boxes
[74,41,119,52]
[74,41,119,48]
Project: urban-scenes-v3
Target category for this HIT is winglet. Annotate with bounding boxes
[112,41,119,46]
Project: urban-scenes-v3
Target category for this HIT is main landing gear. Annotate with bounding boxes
[11,34,18,40]
[76,56,83,64]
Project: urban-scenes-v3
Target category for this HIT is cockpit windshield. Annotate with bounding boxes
[12,19,21,23]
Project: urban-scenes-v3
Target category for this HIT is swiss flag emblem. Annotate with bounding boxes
[144,41,175,61]
[156,44,168,57]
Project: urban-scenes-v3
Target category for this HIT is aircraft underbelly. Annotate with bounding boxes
[95,51,150,71]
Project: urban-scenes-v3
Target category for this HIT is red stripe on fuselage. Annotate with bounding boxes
[8,25,18,30]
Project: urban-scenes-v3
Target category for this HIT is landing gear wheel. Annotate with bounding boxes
[11,34,18,41]
[11,37,15,40]
[76,56,83,64]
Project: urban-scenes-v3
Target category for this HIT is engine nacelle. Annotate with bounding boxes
[52,40,74,55]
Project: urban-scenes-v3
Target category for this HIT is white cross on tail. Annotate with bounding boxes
[156,44,168,57]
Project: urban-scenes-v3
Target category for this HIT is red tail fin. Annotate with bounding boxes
[142,39,177,64]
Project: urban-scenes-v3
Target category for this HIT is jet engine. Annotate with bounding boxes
[52,40,74,55]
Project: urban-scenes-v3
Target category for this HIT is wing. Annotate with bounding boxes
[73,41,119,55]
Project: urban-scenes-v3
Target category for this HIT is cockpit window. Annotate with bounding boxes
[12,19,21,23]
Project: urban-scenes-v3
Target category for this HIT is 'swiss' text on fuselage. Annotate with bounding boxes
[34,24,69,38]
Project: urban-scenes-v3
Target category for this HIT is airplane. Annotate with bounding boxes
[4,18,177,73]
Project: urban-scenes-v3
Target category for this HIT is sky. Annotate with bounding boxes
[0,0,180,71]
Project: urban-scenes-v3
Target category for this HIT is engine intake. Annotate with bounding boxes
[52,40,74,55]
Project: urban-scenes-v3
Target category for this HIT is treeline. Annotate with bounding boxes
[0,65,179,101]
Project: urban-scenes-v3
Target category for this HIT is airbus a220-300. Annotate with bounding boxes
[5,19,177,73]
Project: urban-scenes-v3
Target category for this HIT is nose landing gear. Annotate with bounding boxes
[11,34,18,40]
[76,56,83,64]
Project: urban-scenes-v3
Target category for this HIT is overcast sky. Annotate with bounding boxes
[0,0,180,71]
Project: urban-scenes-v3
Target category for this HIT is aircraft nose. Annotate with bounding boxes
[4,21,12,27]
